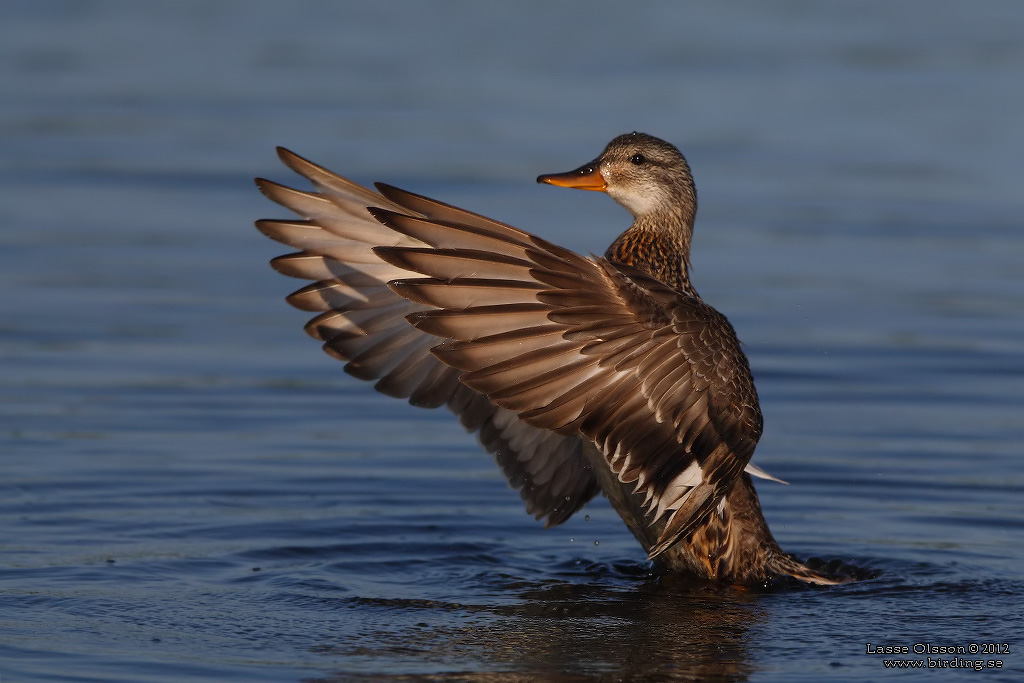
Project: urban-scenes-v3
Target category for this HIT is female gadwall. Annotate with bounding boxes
[256,132,845,586]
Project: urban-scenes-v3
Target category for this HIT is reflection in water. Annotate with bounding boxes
[308,566,768,682]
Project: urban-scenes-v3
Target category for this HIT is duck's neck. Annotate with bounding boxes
[605,205,697,298]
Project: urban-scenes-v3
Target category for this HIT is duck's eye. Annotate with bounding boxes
[629,153,646,165]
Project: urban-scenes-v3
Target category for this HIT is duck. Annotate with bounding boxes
[255,132,847,586]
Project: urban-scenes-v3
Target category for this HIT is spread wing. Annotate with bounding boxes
[369,202,764,557]
[255,148,599,526]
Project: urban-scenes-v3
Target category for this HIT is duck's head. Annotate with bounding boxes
[537,132,696,222]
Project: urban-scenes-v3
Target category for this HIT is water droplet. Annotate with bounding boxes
[584,515,590,521]
[593,540,599,546]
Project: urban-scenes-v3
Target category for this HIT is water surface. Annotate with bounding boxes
[1,2,1022,681]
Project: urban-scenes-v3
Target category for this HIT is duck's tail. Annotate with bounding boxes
[766,552,851,586]
[768,552,877,586]
[651,473,863,586]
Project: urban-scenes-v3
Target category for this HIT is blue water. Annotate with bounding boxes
[2,1,1023,681]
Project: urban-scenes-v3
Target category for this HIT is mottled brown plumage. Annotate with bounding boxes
[255,132,847,586]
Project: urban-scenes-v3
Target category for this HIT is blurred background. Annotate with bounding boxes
[2,2,1022,681]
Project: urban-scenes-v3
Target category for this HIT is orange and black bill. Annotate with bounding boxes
[537,160,607,191]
